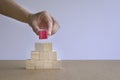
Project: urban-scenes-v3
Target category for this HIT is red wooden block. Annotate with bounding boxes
[38,29,48,39]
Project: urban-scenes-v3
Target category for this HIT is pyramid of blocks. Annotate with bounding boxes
[26,42,62,69]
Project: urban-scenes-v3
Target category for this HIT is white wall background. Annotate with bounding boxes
[0,0,120,60]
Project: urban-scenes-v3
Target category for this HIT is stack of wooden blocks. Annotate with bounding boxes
[26,42,62,69]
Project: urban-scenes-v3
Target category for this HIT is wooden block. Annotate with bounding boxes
[26,66,35,69]
[35,61,52,69]
[39,51,49,60]
[26,59,35,66]
[35,42,52,52]
[35,43,42,51]
[31,51,40,55]
[35,61,44,69]
[26,60,36,69]
[44,43,52,51]
[31,51,39,60]
[38,51,57,61]
[26,60,62,69]
[38,29,48,39]
[43,61,52,68]
[49,51,57,60]
[31,55,39,60]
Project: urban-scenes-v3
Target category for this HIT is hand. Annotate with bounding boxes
[28,11,60,36]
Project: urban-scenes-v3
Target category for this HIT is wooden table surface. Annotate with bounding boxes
[0,60,120,80]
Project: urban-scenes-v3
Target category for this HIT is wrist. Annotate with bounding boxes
[26,13,33,24]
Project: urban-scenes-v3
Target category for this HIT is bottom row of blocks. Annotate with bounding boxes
[26,60,62,69]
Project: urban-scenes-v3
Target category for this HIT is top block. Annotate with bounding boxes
[38,29,48,39]
[35,42,52,52]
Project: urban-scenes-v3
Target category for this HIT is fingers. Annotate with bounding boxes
[43,11,53,36]
[33,25,40,35]
[30,19,40,35]
[28,11,60,36]
[42,12,60,36]
[47,21,52,36]
[51,16,60,35]
[39,11,53,36]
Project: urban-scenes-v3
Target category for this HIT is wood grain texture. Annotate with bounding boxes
[0,60,120,80]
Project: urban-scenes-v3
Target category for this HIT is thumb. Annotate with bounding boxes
[32,25,40,35]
